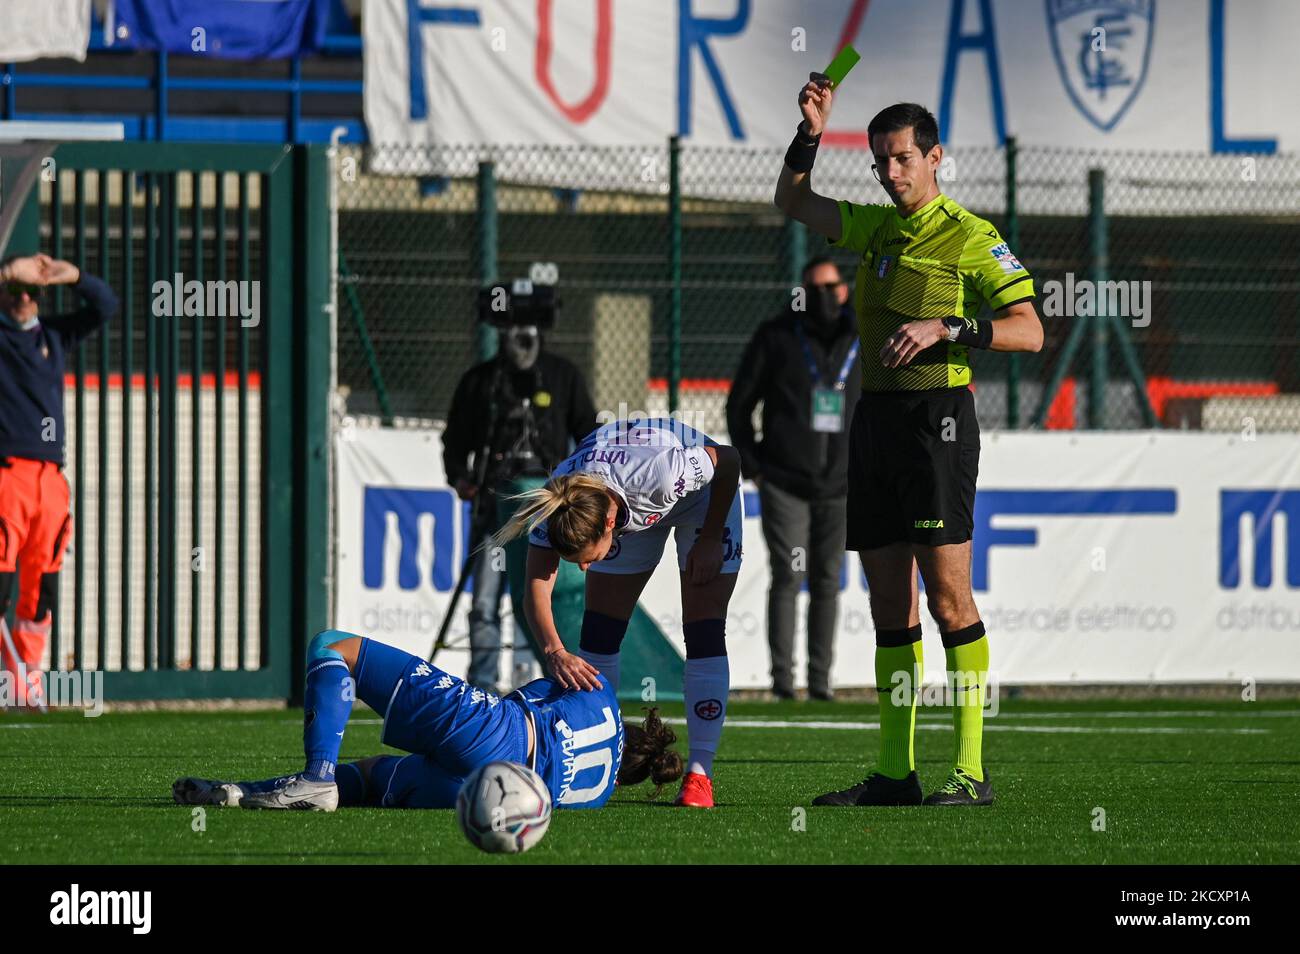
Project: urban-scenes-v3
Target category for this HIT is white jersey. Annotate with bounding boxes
[528,418,717,549]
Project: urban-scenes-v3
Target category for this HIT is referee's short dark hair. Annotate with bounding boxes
[868,103,940,156]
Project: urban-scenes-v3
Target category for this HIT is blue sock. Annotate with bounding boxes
[303,658,353,782]
[683,619,729,779]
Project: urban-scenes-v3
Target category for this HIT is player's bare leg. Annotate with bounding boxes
[862,543,921,630]
[328,636,363,672]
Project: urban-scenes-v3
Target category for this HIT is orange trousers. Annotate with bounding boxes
[0,457,71,707]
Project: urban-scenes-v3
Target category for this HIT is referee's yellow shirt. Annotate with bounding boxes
[828,193,1035,393]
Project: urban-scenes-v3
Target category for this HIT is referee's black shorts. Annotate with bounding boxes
[846,386,980,551]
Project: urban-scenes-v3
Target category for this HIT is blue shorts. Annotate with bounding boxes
[339,754,464,809]
[353,638,531,780]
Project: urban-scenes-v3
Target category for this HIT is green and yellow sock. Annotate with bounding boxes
[874,625,923,780]
[942,621,989,781]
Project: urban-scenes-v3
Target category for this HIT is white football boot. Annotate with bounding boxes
[173,777,245,807]
[239,774,339,812]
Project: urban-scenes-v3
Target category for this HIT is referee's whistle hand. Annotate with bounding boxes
[880,319,945,368]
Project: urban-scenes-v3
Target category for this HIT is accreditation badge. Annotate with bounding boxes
[811,388,845,433]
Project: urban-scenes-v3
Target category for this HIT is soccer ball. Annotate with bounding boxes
[456,761,552,854]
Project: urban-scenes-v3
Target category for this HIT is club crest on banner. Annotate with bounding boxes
[1047,0,1155,132]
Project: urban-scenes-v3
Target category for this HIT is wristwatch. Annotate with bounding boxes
[943,318,963,342]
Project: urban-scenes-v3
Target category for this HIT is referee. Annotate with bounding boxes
[774,80,1042,806]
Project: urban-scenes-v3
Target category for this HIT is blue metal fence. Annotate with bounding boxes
[1,17,364,144]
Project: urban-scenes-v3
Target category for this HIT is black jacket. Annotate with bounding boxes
[726,303,861,500]
[442,350,597,489]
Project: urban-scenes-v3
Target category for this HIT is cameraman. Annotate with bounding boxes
[442,302,597,694]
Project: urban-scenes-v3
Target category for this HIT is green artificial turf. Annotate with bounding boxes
[3,698,1297,864]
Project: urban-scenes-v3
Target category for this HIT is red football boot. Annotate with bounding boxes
[674,771,714,808]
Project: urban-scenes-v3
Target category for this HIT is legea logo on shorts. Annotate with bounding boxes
[914,519,944,528]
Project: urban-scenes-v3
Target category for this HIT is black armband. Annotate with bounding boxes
[784,122,822,173]
[947,317,994,350]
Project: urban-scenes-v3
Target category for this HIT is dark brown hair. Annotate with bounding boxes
[868,102,940,157]
[616,707,683,797]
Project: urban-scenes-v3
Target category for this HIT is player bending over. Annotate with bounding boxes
[174,630,681,811]
[494,417,744,809]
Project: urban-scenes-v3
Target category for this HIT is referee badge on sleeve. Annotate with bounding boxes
[989,242,1023,273]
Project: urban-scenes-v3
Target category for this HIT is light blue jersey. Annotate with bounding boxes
[339,641,623,811]
[509,675,624,809]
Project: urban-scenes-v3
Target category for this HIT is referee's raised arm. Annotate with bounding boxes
[774,73,843,241]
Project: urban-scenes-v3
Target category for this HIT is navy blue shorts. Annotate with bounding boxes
[338,754,465,809]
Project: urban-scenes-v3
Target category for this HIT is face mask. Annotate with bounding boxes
[804,283,842,329]
[501,325,540,370]
[0,309,39,331]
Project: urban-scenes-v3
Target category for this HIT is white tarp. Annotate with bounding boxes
[337,425,1300,686]
[364,0,1299,154]
[0,0,90,62]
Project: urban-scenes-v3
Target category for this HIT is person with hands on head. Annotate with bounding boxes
[775,76,1043,808]
[491,417,744,809]
[0,253,118,710]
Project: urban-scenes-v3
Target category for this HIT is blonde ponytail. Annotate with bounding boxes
[489,473,613,558]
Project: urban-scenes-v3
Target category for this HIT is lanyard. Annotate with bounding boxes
[794,323,859,391]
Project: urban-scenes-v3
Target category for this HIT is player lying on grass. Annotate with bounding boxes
[494,417,743,809]
[173,630,682,811]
